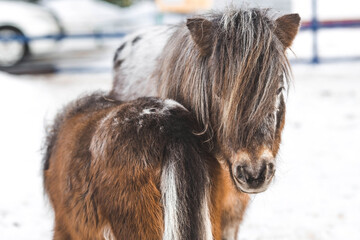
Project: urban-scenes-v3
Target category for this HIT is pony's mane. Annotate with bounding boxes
[157,8,291,150]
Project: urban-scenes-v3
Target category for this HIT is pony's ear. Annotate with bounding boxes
[275,14,301,48]
[186,18,213,56]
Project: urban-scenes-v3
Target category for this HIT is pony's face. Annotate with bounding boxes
[227,84,286,193]
[186,10,300,194]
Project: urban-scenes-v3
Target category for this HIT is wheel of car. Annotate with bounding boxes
[0,26,28,68]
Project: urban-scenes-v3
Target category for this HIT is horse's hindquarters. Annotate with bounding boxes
[43,95,215,240]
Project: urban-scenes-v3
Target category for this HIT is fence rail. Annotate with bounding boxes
[0,32,126,43]
[301,19,360,30]
[1,0,360,73]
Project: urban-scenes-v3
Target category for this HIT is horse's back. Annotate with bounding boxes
[112,25,175,100]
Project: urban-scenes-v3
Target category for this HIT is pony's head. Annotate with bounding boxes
[159,8,300,194]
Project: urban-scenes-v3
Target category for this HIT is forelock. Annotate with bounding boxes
[209,8,291,149]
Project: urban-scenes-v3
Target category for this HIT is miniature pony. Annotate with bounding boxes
[111,8,300,239]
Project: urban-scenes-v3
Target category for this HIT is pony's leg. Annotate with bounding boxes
[221,195,249,240]
[220,167,250,240]
[95,170,164,240]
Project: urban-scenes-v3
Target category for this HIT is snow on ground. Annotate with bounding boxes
[0,62,359,240]
[0,0,359,238]
[0,72,111,240]
[239,63,360,240]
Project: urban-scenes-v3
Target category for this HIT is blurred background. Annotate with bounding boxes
[0,0,359,239]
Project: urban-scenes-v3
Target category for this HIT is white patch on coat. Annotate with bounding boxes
[90,109,118,159]
[272,77,287,125]
[139,99,186,116]
[201,188,213,240]
[161,162,180,240]
[137,119,144,131]
[112,117,120,127]
[140,108,155,115]
[163,99,187,111]
[103,225,115,240]
[161,161,212,240]
[113,26,176,100]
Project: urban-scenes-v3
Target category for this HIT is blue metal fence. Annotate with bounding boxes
[297,0,360,64]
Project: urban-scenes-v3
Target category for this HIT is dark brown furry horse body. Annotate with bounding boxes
[111,8,300,239]
[44,7,301,240]
[44,93,224,239]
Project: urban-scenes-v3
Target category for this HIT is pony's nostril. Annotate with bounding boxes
[258,164,267,179]
[266,162,276,180]
[239,165,267,188]
[234,162,275,189]
[267,162,274,171]
[235,165,245,181]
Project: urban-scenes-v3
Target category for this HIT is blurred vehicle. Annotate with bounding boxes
[0,0,63,68]
[41,0,158,35]
[0,0,182,71]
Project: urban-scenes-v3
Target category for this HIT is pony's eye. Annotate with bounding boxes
[276,87,284,95]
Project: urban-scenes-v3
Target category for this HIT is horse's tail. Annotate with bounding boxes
[161,136,213,240]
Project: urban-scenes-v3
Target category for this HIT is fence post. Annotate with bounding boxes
[311,0,319,64]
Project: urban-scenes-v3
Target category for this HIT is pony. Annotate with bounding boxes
[43,93,224,239]
[111,7,300,239]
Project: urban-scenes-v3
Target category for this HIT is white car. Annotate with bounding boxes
[41,0,159,34]
[0,0,62,68]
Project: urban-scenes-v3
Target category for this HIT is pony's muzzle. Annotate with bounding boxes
[232,161,276,194]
